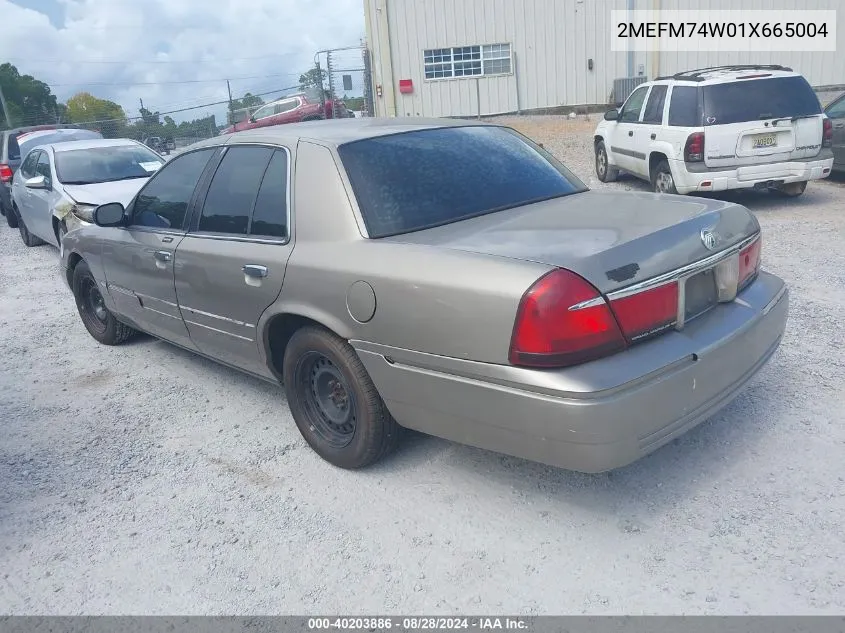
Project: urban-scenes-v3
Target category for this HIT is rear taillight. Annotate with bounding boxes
[509,269,626,368]
[739,236,762,289]
[684,132,705,162]
[823,118,833,148]
[0,164,12,183]
[608,281,680,343]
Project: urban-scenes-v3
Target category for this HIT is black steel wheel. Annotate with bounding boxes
[72,260,137,345]
[283,325,401,469]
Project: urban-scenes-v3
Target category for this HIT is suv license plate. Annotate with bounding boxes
[753,134,777,149]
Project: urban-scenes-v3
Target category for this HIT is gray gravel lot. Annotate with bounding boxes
[1,117,844,615]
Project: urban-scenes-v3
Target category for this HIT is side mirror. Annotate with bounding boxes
[93,202,126,227]
[24,175,48,190]
[604,109,619,121]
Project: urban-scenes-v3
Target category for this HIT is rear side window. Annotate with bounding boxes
[338,126,586,238]
[703,76,821,126]
[668,86,701,127]
[642,85,668,124]
[198,146,274,235]
[249,150,288,239]
[8,134,21,160]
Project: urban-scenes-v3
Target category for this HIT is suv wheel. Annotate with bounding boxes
[282,325,401,469]
[652,160,678,195]
[595,141,618,182]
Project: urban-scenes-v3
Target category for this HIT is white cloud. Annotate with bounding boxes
[1,0,366,125]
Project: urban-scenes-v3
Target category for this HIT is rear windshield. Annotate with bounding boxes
[338,126,587,238]
[55,145,164,185]
[703,76,821,126]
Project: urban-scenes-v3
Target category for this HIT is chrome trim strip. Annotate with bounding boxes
[143,307,182,320]
[184,319,254,341]
[135,292,178,309]
[676,277,688,329]
[108,284,135,297]
[181,305,255,328]
[185,233,288,245]
[568,296,607,311]
[762,284,788,316]
[606,233,759,301]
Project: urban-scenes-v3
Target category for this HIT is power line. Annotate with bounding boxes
[45,72,301,88]
[5,54,297,65]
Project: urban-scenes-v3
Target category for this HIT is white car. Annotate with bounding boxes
[11,138,165,251]
[593,65,834,197]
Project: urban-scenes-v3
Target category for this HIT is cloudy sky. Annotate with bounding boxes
[1,0,366,125]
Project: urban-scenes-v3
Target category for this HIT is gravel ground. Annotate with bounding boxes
[1,117,844,615]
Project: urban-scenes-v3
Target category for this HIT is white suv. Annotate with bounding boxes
[593,65,834,197]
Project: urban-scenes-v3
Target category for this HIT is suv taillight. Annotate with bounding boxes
[509,269,626,368]
[738,236,762,289]
[823,118,833,148]
[684,132,705,162]
[0,164,12,183]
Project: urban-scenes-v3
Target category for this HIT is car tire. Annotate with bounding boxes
[6,203,19,228]
[775,181,808,197]
[652,160,678,194]
[17,208,46,247]
[72,260,137,345]
[283,325,401,469]
[595,141,619,182]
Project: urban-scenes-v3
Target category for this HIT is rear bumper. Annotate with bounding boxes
[671,154,834,194]
[354,271,789,473]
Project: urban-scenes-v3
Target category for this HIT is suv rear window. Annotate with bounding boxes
[703,76,821,126]
[338,126,587,238]
[8,134,21,160]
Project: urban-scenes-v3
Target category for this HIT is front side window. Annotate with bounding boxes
[131,148,215,230]
[338,126,587,238]
[197,146,274,235]
[619,86,649,123]
[826,96,845,119]
[668,85,701,127]
[20,151,39,178]
[35,152,52,185]
[55,144,164,185]
[424,43,511,79]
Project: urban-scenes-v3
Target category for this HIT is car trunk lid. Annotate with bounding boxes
[385,190,759,296]
[702,75,824,169]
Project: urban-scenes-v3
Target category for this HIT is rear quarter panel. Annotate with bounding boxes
[261,140,552,365]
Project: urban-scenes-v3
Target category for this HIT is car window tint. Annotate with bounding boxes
[642,85,668,124]
[668,86,701,127]
[21,151,39,177]
[249,150,288,238]
[338,126,586,238]
[35,152,52,183]
[703,76,821,126]
[132,148,214,230]
[620,86,648,123]
[198,146,274,235]
[826,97,845,119]
[8,134,21,160]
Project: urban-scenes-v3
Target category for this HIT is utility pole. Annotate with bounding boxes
[226,80,233,111]
[139,98,144,111]
[0,82,13,128]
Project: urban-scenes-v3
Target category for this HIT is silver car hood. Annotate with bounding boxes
[62,179,150,207]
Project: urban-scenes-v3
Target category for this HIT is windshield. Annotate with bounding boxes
[338,126,587,238]
[55,144,164,185]
[703,76,822,125]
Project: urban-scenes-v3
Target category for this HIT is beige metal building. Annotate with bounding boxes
[363,0,845,119]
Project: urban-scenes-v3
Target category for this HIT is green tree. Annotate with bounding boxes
[230,92,264,112]
[65,92,127,138]
[0,63,62,128]
[299,67,327,91]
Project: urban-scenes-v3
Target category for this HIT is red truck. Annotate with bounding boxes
[221,92,351,134]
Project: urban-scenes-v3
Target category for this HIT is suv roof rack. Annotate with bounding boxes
[655,65,793,82]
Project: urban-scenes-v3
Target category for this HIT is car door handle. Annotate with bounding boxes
[835,123,845,129]
[650,133,656,140]
[628,130,634,136]
[242,264,268,278]
[153,250,172,262]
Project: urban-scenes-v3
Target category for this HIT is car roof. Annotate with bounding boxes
[190,117,494,149]
[652,65,800,86]
[49,138,146,153]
